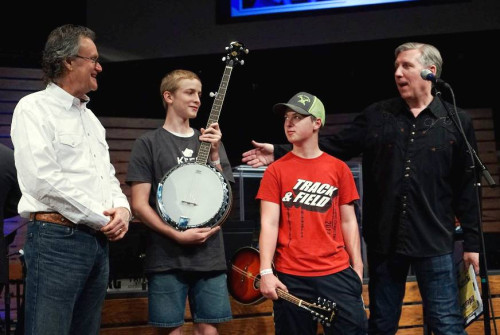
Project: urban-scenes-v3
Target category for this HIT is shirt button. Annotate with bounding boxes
[404,174,409,177]
[410,139,414,143]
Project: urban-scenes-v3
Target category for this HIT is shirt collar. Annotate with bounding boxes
[396,96,445,119]
[427,96,447,118]
[46,83,90,111]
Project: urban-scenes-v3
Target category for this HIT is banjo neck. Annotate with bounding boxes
[196,64,234,165]
[196,41,248,165]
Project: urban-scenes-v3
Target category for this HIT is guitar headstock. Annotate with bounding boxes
[310,297,338,327]
[223,41,249,67]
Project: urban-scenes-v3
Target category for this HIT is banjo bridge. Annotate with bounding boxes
[181,200,198,206]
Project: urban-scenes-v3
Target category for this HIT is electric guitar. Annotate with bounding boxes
[228,246,338,327]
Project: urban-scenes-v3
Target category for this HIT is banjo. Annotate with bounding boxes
[156,41,249,230]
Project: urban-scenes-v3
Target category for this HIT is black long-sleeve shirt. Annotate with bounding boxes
[0,144,22,284]
[276,97,480,257]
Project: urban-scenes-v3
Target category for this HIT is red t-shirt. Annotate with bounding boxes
[256,152,359,276]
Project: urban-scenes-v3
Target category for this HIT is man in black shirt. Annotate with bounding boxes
[0,144,22,298]
[242,42,479,334]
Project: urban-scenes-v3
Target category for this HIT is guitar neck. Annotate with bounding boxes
[229,246,336,326]
[196,64,234,165]
[276,288,312,308]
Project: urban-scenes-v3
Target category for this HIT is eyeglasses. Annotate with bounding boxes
[75,55,100,64]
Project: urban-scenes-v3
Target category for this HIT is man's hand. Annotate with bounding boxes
[241,140,275,168]
[174,226,221,245]
[200,122,222,154]
[101,207,130,241]
[260,273,287,301]
[464,251,480,275]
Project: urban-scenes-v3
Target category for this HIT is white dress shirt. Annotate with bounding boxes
[11,83,130,229]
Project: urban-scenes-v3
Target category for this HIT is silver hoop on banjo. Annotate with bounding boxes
[156,41,249,230]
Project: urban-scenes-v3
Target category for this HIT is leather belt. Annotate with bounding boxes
[30,212,99,235]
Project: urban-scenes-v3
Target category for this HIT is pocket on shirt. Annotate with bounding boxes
[56,133,86,166]
[425,125,457,156]
[423,117,457,151]
[366,113,398,148]
[59,134,83,148]
[422,123,456,174]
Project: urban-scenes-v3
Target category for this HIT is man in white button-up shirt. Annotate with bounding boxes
[10,24,131,335]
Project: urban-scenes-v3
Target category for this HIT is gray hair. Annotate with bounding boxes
[395,42,443,78]
[42,24,96,85]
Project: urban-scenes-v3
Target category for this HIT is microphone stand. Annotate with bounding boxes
[435,84,497,335]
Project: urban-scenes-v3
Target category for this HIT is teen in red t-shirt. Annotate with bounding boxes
[256,92,367,335]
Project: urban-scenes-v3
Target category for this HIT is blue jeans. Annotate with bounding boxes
[147,271,232,327]
[367,252,466,335]
[24,221,109,335]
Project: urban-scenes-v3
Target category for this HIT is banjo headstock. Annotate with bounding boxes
[223,41,249,67]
